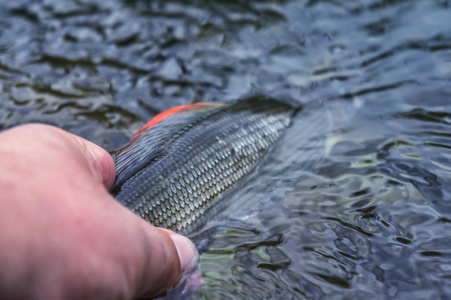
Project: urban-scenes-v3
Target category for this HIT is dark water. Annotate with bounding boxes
[1,0,451,298]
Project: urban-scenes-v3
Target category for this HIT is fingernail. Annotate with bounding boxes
[170,235,197,272]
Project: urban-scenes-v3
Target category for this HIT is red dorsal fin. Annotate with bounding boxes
[133,103,226,138]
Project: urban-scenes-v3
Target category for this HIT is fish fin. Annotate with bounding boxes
[111,102,227,194]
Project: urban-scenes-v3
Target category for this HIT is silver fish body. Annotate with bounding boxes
[111,97,295,234]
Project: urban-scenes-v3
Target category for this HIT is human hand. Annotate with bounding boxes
[0,124,196,299]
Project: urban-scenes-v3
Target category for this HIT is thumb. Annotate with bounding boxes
[133,225,198,298]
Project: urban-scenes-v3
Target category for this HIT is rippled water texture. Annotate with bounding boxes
[1,0,451,298]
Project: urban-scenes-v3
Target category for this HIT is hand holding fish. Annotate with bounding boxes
[0,124,196,299]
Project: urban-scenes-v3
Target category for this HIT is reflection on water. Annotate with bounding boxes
[1,0,451,298]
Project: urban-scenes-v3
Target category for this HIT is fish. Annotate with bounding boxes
[111,96,296,234]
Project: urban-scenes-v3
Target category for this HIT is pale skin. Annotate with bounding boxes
[0,124,196,299]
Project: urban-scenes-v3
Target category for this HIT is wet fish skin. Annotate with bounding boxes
[112,97,295,234]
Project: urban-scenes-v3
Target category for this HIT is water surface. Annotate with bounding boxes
[1,0,451,298]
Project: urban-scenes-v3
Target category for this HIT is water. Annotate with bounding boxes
[1,0,451,298]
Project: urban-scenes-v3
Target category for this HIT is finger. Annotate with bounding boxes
[128,219,197,298]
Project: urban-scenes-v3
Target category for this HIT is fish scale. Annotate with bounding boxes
[112,98,295,233]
